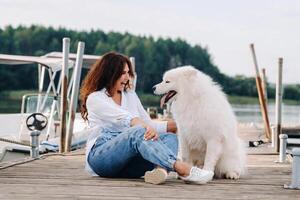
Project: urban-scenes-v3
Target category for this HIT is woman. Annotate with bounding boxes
[80,52,214,184]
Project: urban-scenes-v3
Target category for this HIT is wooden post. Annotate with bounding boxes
[249,44,271,140]
[275,58,283,152]
[261,68,269,136]
[59,38,70,153]
[261,68,268,105]
[65,41,85,152]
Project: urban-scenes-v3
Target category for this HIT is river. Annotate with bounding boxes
[0,103,299,138]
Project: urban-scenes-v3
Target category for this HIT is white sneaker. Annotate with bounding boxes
[179,167,214,184]
[167,171,178,180]
[144,168,168,185]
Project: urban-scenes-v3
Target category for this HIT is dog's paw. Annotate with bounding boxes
[225,171,240,180]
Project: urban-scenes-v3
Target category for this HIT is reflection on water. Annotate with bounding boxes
[233,103,300,125]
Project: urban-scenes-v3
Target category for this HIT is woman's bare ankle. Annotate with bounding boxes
[174,161,191,177]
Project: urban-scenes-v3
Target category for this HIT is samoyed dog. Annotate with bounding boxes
[153,66,246,180]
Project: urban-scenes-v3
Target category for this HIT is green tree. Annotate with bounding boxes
[0,25,300,101]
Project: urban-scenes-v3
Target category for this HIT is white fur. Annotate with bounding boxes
[154,66,246,179]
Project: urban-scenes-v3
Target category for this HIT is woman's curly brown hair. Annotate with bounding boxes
[80,52,134,121]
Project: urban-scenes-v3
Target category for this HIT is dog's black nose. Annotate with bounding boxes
[152,86,156,91]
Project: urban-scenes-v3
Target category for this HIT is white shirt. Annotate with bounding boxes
[85,89,167,176]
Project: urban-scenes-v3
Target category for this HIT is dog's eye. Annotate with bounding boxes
[165,81,170,83]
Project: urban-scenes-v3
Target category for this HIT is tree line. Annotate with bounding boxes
[0,25,299,100]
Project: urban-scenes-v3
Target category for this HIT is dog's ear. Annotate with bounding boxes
[183,66,198,78]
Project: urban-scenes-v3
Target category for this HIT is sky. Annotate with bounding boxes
[1,0,300,84]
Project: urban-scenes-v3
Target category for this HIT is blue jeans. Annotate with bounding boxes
[88,125,178,178]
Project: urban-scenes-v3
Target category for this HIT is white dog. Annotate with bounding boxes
[153,66,246,180]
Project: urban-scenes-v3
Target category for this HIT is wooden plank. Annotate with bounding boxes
[0,182,299,199]
[1,147,300,199]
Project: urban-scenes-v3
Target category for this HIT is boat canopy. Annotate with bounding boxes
[0,52,101,71]
[44,52,100,69]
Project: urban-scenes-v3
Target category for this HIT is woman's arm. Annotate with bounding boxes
[167,119,177,133]
[132,92,168,134]
[131,117,159,141]
[130,117,148,128]
[87,92,135,130]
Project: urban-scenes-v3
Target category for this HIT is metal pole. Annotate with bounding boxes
[46,99,57,141]
[271,125,276,147]
[30,131,41,158]
[275,58,283,152]
[250,44,271,140]
[36,65,46,112]
[60,37,70,153]
[290,148,300,189]
[40,70,57,112]
[65,41,85,152]
[284,148,300,189]
[130,57,137,91]
[279,134,288,162]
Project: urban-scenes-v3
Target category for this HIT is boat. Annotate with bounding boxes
[0,38,137,162]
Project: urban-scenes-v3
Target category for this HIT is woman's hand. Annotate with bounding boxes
[167,119,177,133]
[131,117,159,141]
[144,125,159,141]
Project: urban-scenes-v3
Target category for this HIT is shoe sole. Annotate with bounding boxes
[144,169,167,185]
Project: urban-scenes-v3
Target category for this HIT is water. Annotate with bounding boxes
[0,103,299,154]
[0,103,300,138]
[233,103,300,125]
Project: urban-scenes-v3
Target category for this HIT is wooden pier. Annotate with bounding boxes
[0,125,300,199]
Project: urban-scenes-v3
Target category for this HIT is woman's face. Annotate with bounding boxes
[113,63,130,93]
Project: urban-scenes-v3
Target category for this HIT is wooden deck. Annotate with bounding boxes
[0,126,300,199]
[1,152,300,199]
